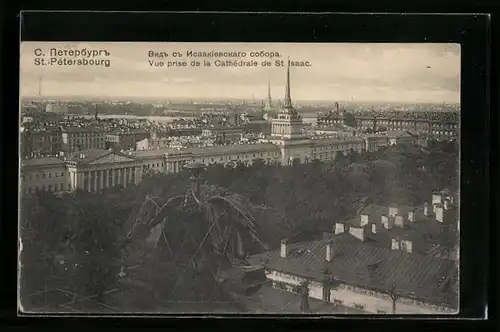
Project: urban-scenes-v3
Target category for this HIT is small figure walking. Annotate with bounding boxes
[299,281,310,313]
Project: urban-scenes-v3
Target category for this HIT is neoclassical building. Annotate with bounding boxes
[21,149,143,195]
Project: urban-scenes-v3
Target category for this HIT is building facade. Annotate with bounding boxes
[317,110,459,140]
[60,127,106,152]
[20,149,143,195]
[249,233,457,314]
[201,127,244,144]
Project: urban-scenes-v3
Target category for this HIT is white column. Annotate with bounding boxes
[104,169,109,188]
[87,172,92,192]
[78,172,84,189]
[111,168,115,187]
[93,171,98,192]
[100,170,104,190]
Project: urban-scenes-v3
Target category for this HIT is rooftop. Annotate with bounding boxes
[134,147,179,158]
[21,157,65,168]
[352,203,458,254]
[253,233,458,308]
[185,143,280,156]
[61,126,102,133]
[386,130,414,138]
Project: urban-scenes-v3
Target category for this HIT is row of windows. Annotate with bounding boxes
[69,137,105,143]
[312,144,360,152]
[68,132,102,138]
[32,136,61,142]
[68,143,105,149]
[22,172,65,181]
[197,151,277,163]
[144,162,164,168]
[23,182,71,194]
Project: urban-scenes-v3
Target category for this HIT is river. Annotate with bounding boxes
[71,114,317,125]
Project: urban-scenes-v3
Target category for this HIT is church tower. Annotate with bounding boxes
[270,61,303,140]
[263,80,273,112]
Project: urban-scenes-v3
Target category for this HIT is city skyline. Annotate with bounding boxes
[20,42,460,103]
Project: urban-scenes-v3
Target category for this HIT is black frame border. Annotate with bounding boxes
[2,9,495,331]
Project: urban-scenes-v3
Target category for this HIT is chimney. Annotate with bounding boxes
[280,239,288,258]
[326,241,334,262]
[432,193,442,206]
[408,210,415,222]
[335,223,345,234]
[381,215,393,230]
[349,227,365,241]
[391,237,401,250]
[424,202,430,216]
[401,240,413,253]
[435,205,444,223]
[388,205,399,217]
[371,223,376,234]
[360,214,369,227]
[394,215,404,227]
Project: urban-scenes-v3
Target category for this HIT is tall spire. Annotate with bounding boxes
[284,58,292,108]
[267,79,272,102]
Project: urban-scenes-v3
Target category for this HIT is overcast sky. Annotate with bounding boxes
[20,42,460,103]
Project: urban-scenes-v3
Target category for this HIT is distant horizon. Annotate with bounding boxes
[21,95,460,106]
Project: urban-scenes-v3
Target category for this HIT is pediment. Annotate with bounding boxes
[89,152,136,165]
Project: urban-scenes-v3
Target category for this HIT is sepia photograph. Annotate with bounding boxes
[18,42,460,315]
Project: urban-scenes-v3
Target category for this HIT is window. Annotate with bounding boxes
[42,174,45,179]
[28,188,32,194]
[29,175,32,180]
[41,185,46,191]
[54,184,58,191]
